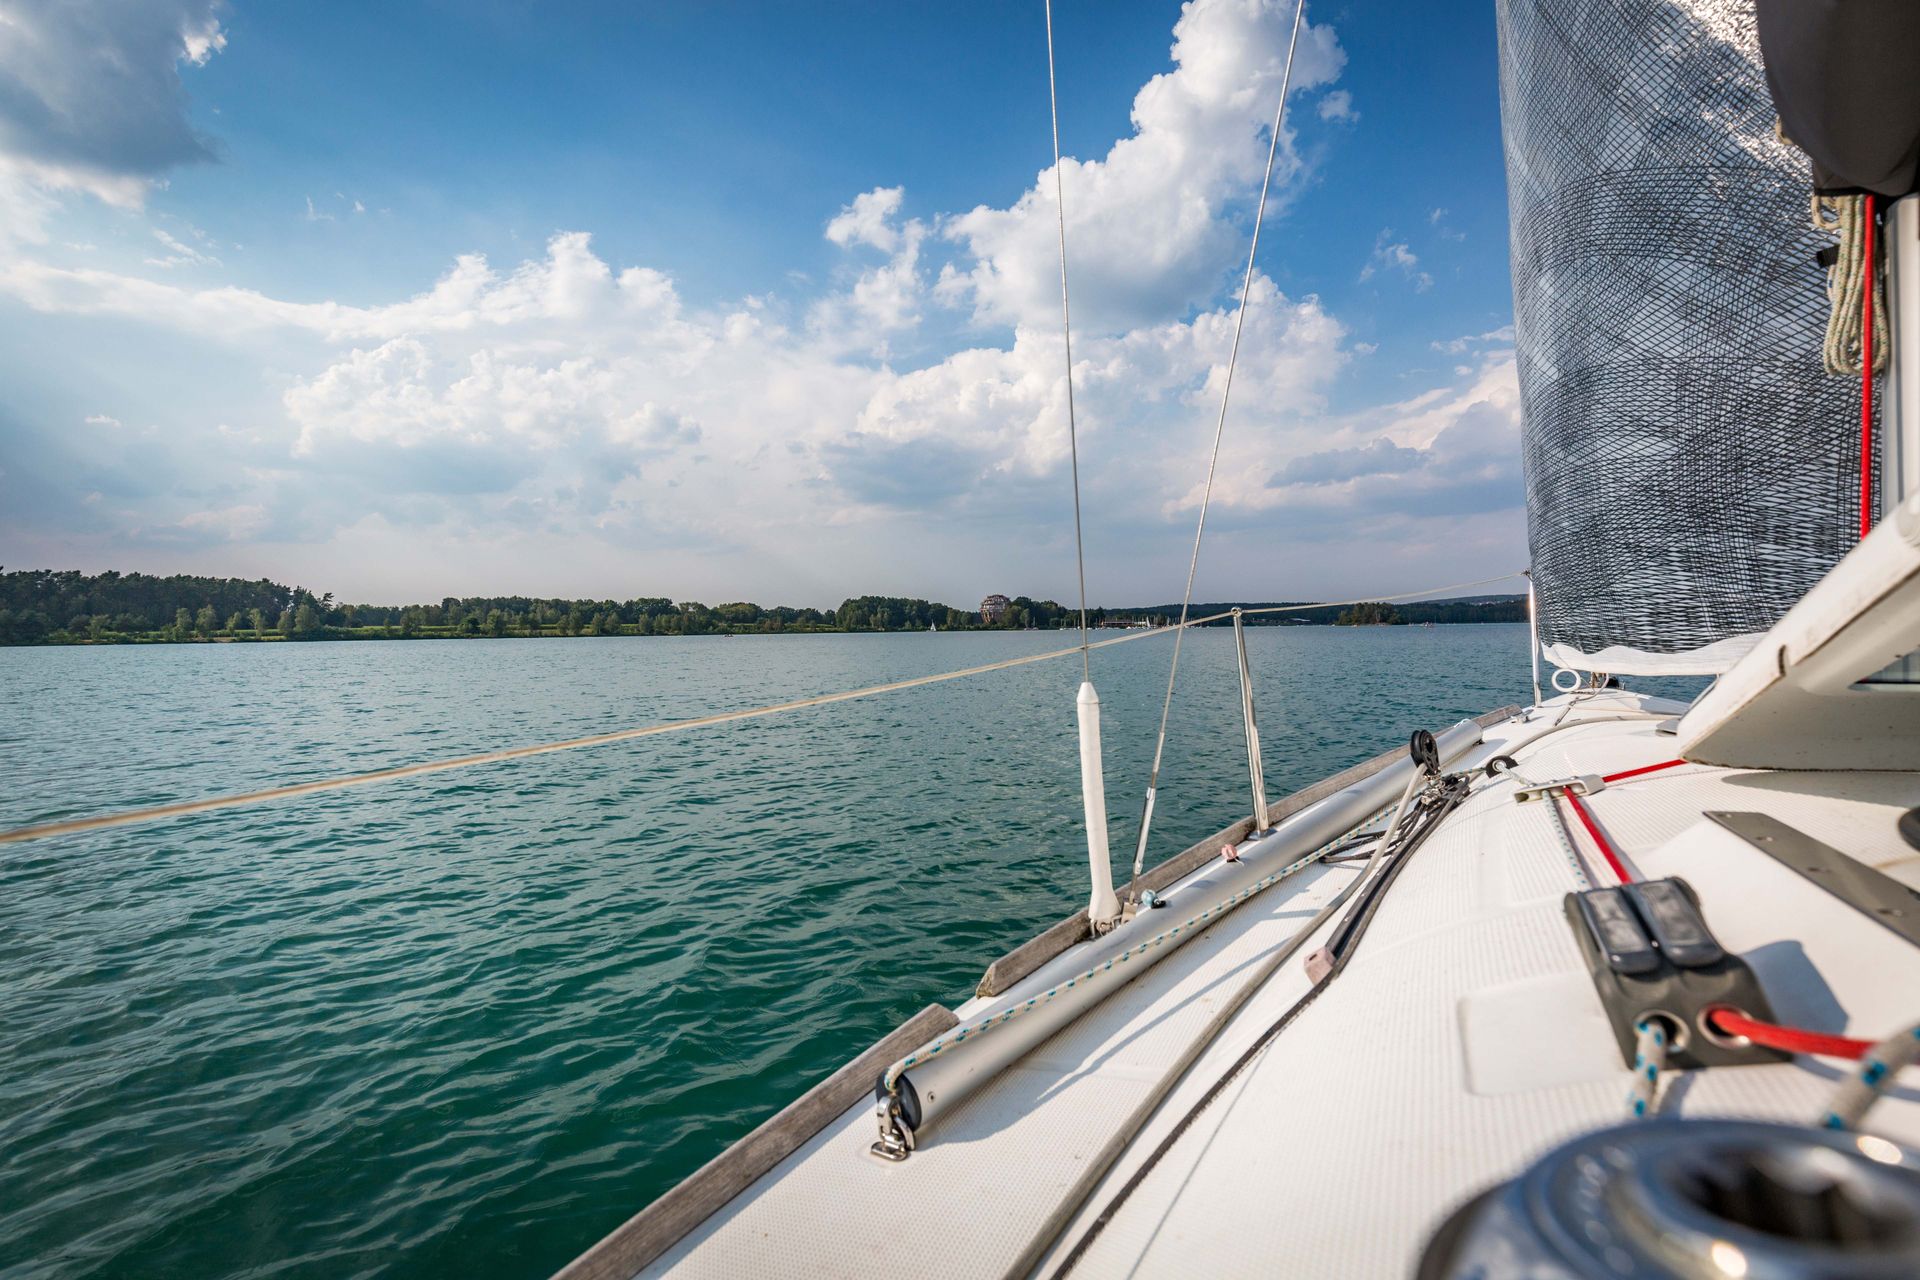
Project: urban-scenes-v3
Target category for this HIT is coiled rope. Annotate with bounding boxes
[0,572,1524,847]
[1814,193,1888,379]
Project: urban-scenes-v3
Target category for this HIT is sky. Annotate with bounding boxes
[0,0,1523,609]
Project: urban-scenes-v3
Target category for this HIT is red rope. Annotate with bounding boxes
[1562,788,1633,884]
[1861,192,1877,540]
[1600,759,1686,784]
[1708,1009,1874,1060]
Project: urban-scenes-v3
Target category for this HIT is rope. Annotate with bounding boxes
[1044,0,1092,680]
[0,571,1524,847]
[1861,193,1878,539]
[1600,759,1687,784]
[1823,1021,1920,1131]
[1128,0,1310,887]
[1707,1008,1876,1061]
[1562,787,1633,884]
[1628,1017,1668,1118]
[1814,193,1888,380]
[1700,1011,1920,1129]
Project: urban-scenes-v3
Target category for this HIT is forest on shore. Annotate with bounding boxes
[0,569,1525,646]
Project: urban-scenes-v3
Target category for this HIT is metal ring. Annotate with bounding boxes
[1641,1009,1690,1053]
[1551,667,1581,694]
[1696,1004,1750,1050]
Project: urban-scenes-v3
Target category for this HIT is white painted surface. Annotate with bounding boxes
[642,700,1920,1279]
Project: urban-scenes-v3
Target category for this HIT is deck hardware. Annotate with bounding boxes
[1564,877,1788,1070]
[869,1095,915,1163]
[1421,1120,1920,1279]
[1511,774,1606,804]
[1231,610,1270,833]
[1705,811,1920,950]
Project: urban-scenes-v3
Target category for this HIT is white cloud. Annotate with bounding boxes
[811,187,929,354]
[825,187,906,252]
[0,0,1525,601]
[1317,89,1357,122]
[83,413,122,428]
[144,226,219,268]
[1359,230,1431,291]
[1430,324,1513,355]
[939,0,1345,334]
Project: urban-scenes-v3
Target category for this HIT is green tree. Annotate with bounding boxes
[195,604,217,637]
[174,607,193,640]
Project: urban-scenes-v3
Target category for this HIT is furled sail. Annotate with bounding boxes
[1497,0,1865,675]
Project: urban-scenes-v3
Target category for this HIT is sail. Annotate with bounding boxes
[1497,0,1866,675]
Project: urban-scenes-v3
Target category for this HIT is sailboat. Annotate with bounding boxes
[551,1,1920,1276]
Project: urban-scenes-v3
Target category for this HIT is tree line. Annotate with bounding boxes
[0,568,1524,646]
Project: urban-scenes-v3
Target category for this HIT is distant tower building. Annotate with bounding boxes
[980,594,1011,625]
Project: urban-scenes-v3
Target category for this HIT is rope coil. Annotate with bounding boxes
[1813,193,1888,378]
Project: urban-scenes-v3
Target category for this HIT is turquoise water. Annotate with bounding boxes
[2,626,1537,1278]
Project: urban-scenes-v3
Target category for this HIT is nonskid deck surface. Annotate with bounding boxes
[643,694,1920,1278]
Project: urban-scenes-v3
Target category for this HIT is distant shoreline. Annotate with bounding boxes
[0,568,1526,646]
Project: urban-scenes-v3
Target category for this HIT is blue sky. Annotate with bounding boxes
[0,0,1524,607]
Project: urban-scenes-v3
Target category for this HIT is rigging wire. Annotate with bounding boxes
[1127,0,1308,888]
[1044,0,1092,681]
[0,570,1522,847]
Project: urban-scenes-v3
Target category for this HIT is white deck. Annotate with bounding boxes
[643,693,1920,1278]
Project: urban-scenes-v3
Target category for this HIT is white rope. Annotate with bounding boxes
[1044,0,1093,681]
[1822,1020,1920,1131]
[1813,193,1889,377]
[1129,0,1308,886]
[1628,1017,1669,1118]
[0,570,1524,847]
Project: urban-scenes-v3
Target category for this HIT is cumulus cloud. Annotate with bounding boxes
[939,0,1345,333]
[0,0,227,206]
[812,187,928,353]
[0,0,1525,600]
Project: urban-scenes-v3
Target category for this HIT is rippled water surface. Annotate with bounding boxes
[3,626,1540,1278]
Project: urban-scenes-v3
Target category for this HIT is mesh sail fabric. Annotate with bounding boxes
[1497,0,1867,676]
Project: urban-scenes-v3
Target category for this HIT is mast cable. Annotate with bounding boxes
[1128,0,1307,887]
[1044,0,1092,680]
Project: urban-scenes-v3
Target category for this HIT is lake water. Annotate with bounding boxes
[3,625,1563,1278]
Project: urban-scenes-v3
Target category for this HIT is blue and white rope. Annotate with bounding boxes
[1822,1021,1920,1131]
[1628,1018,1667,1118]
